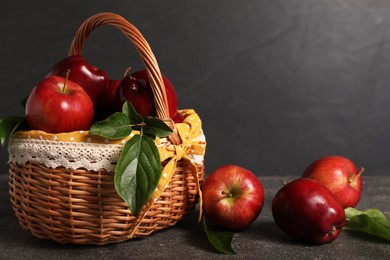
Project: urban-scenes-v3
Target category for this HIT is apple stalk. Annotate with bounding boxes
[222,190,233,198]
[61,69,71,94]
[349,167,365,184]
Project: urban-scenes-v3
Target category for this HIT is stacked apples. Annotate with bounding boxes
[25,55,180,134]
[272,155,363,244]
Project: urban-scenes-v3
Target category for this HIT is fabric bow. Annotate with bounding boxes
[129,109,206,237]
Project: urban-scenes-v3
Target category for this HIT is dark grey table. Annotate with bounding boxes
[1,174,389,259]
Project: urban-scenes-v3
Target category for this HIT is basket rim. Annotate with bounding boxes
[11,109,199,145]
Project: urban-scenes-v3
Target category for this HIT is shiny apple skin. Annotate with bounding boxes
[302,155,362,208]
[272,178,346,244]
[25,76,94,133]
[46,55,108,107]
[115,74,153,117]
[202,165,264,231]
[115,70,178,118]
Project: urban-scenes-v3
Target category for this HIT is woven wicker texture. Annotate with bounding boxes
[8,12,205,245]
[9,161,203,244]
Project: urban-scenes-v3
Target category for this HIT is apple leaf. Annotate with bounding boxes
[114,134,161,216]
[89,112,132,139]
[202,217,237,255]
[122,102,143,124]
[89,102,172,217]
[144,117,173,138]
[0,116,25,147]
[345,207,390,242]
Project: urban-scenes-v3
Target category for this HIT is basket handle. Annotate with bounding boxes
[68,12,180,145]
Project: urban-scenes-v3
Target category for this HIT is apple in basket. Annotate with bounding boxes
[272,178,346,244]
[25,71,94,133]
[202,165,265,231]
[173,112,185,123]
[97,78,121,119]
[46,55,109,107]
[115,70,178,118]
[302,155,364,208]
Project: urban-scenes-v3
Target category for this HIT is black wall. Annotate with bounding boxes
[1,0,390,176]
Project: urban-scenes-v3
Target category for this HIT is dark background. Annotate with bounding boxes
[1,0,390,177]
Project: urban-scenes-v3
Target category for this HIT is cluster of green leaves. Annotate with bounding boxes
[345,207,390,242]
[89,102,172,216]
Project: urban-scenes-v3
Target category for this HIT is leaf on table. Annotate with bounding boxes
[89,112,131,139]
[345,207,390,242]
[0,116,25,147]
[114,134,161,216]
[202,217,237,255]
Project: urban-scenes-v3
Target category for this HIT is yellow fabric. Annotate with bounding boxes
[14,129,145,145]
[129,110,206,237]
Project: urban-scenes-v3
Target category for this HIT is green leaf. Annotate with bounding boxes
[114,134,161,216]
[89,112,131,139]
[202,217,237,255]
[345,207,390,242]
[122,102,143,124]
[144,117,173,138]
[0,116,25,147]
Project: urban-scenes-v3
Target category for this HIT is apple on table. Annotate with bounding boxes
[272,178,346,244]
[202,164,264,231]
[302,155,363,208]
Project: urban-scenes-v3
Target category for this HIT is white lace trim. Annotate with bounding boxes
[8,134,205,172]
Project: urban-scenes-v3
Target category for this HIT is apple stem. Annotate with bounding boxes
[62,69,70,94]
[357,167,365,177]
[349,167,365,184]
[330,226,337,235]
[123,66,132,77]
[222,190,233,198]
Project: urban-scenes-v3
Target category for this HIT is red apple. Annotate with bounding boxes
[25,74,94,133]
[115,74,151,117]
[115,70,178,118]
[96,79,121,120]
[105,79,121,107]
[302,155,363,208]
[46,55,108,107]
[202,164,264,231]
[173,111,185,123]
[272,178,346,244]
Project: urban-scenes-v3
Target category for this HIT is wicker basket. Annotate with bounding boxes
[7,12,206,245]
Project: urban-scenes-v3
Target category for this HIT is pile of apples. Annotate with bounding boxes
[25,55,364,246]
[202,155,363,244]
[25,55,182,134]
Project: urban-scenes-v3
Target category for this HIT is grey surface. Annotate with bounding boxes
[2,0,390,177]
[1,174,389,259]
